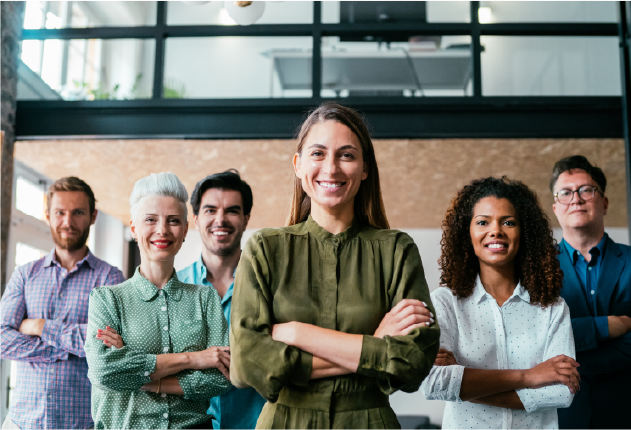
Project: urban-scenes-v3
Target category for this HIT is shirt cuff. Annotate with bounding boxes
[41,318,62,347]
[142,354,157,383]
[290,348,312,387]
[356,335,387,377]
[594,316,609,340]
[516,388,536,413]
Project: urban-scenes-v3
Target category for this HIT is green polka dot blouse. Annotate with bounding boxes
[85,267,231,429]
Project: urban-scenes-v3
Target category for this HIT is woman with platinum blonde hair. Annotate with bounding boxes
[85,172,232,429]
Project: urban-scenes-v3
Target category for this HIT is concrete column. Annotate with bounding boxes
[1,2,26,295]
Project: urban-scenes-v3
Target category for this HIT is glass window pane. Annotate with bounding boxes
[23,1,157,28]
[15,242,48,269]
[322,1,470,24]
[167,1,313,26]
[481,37,621,96]
[320,36,472,97]
[19,39,155,100]
[164,37,313,98]
[15,176,45,220]
[480,1,616,23]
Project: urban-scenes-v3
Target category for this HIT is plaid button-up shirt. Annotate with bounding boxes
[0,248,125,429]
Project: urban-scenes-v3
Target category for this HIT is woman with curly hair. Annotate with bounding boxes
[421,176,579,429]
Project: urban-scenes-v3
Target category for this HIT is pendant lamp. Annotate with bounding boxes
[223,0,265,25]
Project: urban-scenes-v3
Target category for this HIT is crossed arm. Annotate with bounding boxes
[271,299,434,379]
[434,349,580,409]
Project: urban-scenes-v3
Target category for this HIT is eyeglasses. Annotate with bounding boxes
[554,185,602,204]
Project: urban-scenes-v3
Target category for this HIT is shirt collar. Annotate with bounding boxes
[197,254,236,305]
[563,233,608,265]
[473,275,530,304]
[44,247,97,270]
[133,267,183,301]
[305,214,362,246]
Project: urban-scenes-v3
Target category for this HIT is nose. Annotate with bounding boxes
[156,219,168,235]
[323,154,341,175]
[214,209,226,226]
[489,221,504,237]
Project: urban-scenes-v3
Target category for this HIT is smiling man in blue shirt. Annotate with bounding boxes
[551,155,631,429]
[178,169,266,429]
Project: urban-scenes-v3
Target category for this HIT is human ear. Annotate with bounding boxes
[603,196,609,215]
[361,162,369,181]
[293,153,301,177]
[90,209,98,226]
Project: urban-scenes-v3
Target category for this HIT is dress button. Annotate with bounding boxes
[163,346,169,352]
[591,290,595,295]
[588,266,593,271]
[161,306,167,312]
[144,371,150,376]
[163,413,168,419]
[161,393,167,398]
[163,326,168,331]
[159,290,163,296]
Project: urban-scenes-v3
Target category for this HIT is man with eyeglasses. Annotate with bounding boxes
[550,155,631,429]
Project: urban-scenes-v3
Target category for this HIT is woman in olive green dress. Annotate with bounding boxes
[230,103,441,429]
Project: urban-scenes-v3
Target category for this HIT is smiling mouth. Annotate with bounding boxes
[317,181,346,189]
[485,243,508,249]
[211,230,232,237]
[151,241,172,248]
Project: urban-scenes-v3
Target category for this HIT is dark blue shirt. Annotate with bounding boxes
[563,234,609,340]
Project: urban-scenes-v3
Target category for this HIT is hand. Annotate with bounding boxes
[608,315,631,338]
[523,354,580,394]
[434,348,458,366]
[96,326,124,349]
[140,380,159,393]
[374,299,433,338]
[19,319,46,337]
[271,322,298,346]
[189,346,231,380]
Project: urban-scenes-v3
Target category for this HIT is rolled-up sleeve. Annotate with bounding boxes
[85,287,157,392]
[177,288,232,400]
[230,234,313,402]
[420,288,464,402]
[356,235,441,394]
[515,299,575,412]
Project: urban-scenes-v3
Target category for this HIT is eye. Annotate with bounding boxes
[341,152,355,160]
[558,189,572,198]
[311,150,324,157]
[168,218,181,224]
[503,219,517,226]
[476,220,488,226]
[145,217,156,222]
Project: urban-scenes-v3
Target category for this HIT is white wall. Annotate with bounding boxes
[92,210,126,273]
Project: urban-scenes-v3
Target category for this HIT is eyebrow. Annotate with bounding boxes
[474,215,517,219]
[306,144,359,151]
[202,204,242,211]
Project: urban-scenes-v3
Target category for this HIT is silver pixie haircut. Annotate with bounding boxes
[129,172,189,220]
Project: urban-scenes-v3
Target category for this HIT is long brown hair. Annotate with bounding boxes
[286,102,389,229]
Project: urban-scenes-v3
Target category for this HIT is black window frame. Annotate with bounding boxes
[15,1,626,141]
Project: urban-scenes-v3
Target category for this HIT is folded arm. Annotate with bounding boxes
[0,269,68,362]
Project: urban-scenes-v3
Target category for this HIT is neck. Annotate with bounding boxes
[478,261,518,307]
[562,224,605,259]
[139,259,174,289]
[201,247,241,285]
[54,245,89,271]
[310,200,355,235]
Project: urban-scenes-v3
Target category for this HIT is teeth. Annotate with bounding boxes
[319,182,341,189]
[213,232,229,236]
[488,244,505,249]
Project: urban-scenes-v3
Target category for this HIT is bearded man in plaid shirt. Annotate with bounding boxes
[0,177,125,429]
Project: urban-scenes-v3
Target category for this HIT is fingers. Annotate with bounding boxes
[218,352,231,370]
[399,313,433,329]
[218,346,230,353]
[390,299,427,315]
[402,323,425,336]
[216,362,230,381]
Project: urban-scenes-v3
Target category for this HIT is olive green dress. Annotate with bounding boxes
[230,216,440,429]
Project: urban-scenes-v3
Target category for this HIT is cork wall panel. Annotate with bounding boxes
[15,138,626,229]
